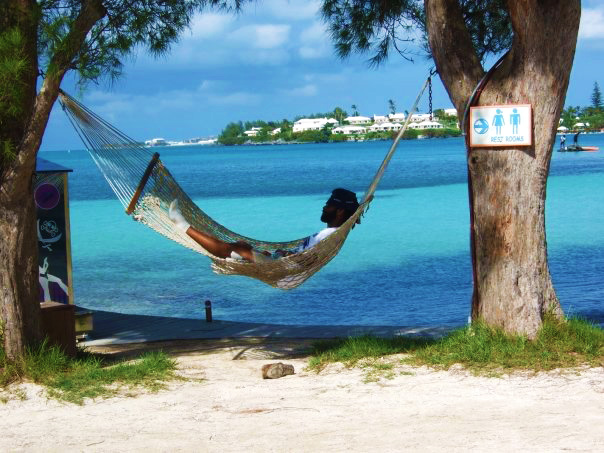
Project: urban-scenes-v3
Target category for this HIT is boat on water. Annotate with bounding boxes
[558,145,599,152]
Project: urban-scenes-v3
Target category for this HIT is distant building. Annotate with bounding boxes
[409,113,433,123]
[332,125,367,135]
[408,120,444,129]
[368,122,402,132]
[293,118,338,132]
[271,128,281,135]
[443,108,458,117]
[345,116,371,125]
[145,138,168,146]
[388,113,406,122]
[244,127,263,137]
[372,115,389,124]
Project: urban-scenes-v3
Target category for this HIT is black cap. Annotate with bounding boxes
[326,188,359,211]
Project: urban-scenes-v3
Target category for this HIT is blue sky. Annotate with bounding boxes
[42,1,604,151]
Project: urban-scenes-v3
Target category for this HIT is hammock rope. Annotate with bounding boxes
[58,76,431,289]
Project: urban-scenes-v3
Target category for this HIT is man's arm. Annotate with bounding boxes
[185,228,255,260]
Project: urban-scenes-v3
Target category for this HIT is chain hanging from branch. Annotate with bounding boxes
[428,73,433,121]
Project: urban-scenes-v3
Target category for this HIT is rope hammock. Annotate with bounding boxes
[58,76,432,289]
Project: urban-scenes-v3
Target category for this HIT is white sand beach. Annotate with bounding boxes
[1,340,604,452]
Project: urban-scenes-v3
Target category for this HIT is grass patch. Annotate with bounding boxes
[308,317,604,376]
[359,361,396,383]
[410,317,604,373]
[308,335,433,371]
[1,340,177,404]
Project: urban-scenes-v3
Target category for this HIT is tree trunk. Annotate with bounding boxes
[1,0,107,358]
[425,0,581,337]
[0,162,42,358]
[1,0,42,358]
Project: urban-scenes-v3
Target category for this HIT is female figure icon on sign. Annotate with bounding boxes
[492,109,505,135]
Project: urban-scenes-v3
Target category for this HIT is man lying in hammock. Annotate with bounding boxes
[168,188,359,262]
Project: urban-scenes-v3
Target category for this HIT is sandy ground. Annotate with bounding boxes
[1,338,604,452]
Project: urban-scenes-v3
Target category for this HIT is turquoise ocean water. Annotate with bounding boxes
[40,135,604,327]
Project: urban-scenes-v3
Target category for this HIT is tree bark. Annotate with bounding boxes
[1,0,106,359]
[0,167,41,358]
[1,0,42,359]
[425,0,580,337]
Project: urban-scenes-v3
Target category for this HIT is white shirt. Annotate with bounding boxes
[230,227,338,263]
[294,227,337,253]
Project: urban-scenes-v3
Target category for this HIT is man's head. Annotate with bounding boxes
[321,188,360,227]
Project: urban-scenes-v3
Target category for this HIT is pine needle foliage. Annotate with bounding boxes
[0,27,29,167]
[320,0,512,67]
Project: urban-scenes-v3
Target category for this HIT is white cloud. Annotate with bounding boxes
[186,13,233,39]
[207,91,262,105]
[230,24,291,49]
[285,84,318,97]
[239,48,290,66]
[299,46,323,59]
[300,21,327,42]
[298,21,329,59]
[303,73,346,84]
[579,8,604,39]
[168,45,232,66]
[79,84,263,136]
[197,80,222,91]
[261,0,321,21]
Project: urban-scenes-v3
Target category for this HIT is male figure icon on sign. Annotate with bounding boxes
[492,109,505,134]
[510,108,521,134]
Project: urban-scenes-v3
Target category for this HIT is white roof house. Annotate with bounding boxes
[145,138,168,146]
[373,115,389,124]
[557,126,569,132]
[293,118,338,133]
[332,125,367,134]
[271,128,281,135]
[410,113,433,123]
[345,116,371,125]
[368,122,402,132]
[443,108,458,117]
[388,113,406,122]
[409,120,444,129]
[244,127,263,137]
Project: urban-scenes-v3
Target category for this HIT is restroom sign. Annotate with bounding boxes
[469,104,532,147]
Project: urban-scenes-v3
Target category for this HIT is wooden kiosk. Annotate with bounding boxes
[35,157,91,355]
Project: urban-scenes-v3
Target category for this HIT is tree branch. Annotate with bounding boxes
[507,0,580,78]
[424,0,484,112]
[18,0,107,166]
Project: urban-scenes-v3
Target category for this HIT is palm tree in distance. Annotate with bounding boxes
[388,99,396,115]
[333,107,346,124]
[351,104,359,116]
